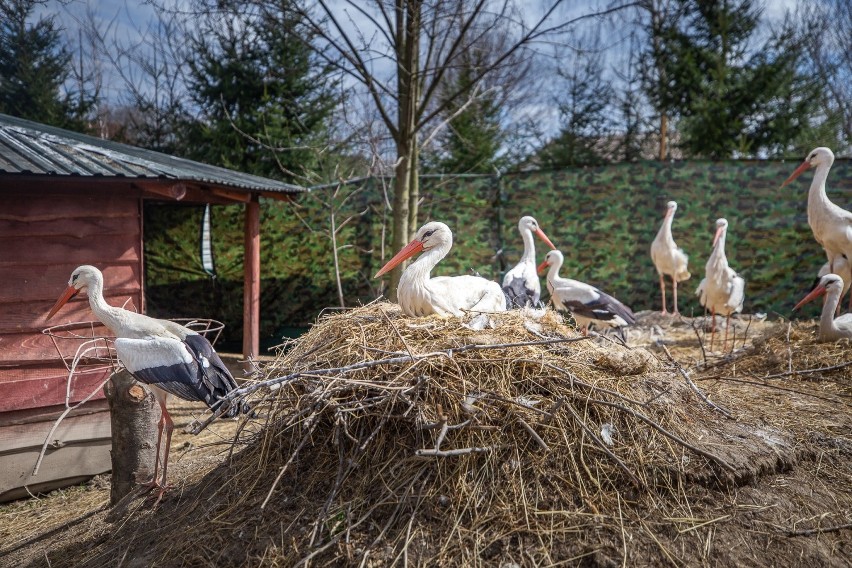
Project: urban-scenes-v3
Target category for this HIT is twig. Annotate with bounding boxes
[761,360,852,380]
[691,319,708,366]
[696,375,849,404]
[415,446,499,457]
[659,344,733,419]
[562,401,643,489]
[785,522,852,536]
[786,322,793,374]
[260,412,319,509]
[513,412,549,451]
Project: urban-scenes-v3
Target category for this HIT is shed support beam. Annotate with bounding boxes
[243,195,260,359]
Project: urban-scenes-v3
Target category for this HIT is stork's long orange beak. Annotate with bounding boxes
[536,260,549,276]
[535,228,556,251]
[712,225,724,247]
[781,160,811,188]
[374,239,425,278]
[47,285,79,319]
[794,285,826,311]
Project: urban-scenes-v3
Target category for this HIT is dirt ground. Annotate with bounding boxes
[1,311,849,567]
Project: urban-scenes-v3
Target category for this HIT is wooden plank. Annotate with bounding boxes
[0,191,139,220]
[0,215,138,239]
[0,406,112,454]
[0,399,110,427]
[0,435,111,502]
[0,293,139,334]
[243,196,260,358]
[0,233,140,267]
[0,262,140,303]
[0,369,112,413]
[0,324,122,366]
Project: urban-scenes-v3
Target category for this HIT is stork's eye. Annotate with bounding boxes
[71,274,78,282]
[423,229,436,238]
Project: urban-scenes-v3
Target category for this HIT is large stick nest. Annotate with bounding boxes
[161,303,768,565]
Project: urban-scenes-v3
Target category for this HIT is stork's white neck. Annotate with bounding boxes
[655,213,675,245]
[706,231,729,275]
[545,257,565,288]
[820,285,842,337]
[808,160,833,210]
[83,276,127,336]
[519,227,536,263]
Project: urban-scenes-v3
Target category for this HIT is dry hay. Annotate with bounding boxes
[14,305,851,567]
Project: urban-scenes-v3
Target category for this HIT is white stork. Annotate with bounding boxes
[650,201,690,315]
[537,250,636,335]
[374,222,507,317]
[47,265,248,502]
[502,216,556,309]
[782,147,852,276]
[696,218,745,352]
[794,274,852,342]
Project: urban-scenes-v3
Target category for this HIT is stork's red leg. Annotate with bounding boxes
[724,314,731,352]
[672,277,680,316]
[151,407,175,507]
[659,275,668,314]
[710,307,716,352]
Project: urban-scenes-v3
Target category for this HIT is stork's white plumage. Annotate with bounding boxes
[794,273,852,342]
[696,219,745,351]
[47,265,247,502]
[374,222,507,317]
[537,250,636,334]
[502,216,556,309]
[782,147,852,276]
[650,201,690,315]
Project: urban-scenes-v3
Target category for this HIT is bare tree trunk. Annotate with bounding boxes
[658,113,668,160]
[104,370,158,505]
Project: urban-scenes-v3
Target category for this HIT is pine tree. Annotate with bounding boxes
[538,46,612,169]
[655,0,825,159]
[0,0,94,129]
[181,0,338,183]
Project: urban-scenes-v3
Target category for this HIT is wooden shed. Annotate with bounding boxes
[0,113,304,501]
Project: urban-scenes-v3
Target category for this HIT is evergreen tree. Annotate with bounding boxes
[538,46,612,169]
[181,0,338,183]
[429,52,505,174]
[0,0,95,130]
[655,0,824,159]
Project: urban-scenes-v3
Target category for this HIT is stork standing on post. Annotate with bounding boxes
[696,219,745,352]
[47,265,248,503]
[782,147,852,278]
[794,273,852,342]
[651,201,690,315]
[538,250,636,336]
[502,216,556,309]
[375,222,507,317]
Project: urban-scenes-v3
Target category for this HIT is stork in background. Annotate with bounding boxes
[782,147,852,277]
[375,222,507,317]
[650,201,690,315]
[502,216,556,309]
[47,265,249,503]
[794,274,852,342]
[696,219,745,352]
[538,249,636,337]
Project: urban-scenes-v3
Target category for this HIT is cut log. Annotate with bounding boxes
[104,370,158,505]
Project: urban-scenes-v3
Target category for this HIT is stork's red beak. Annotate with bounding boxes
[374,239,425,278]
[47,285,80,319]
[536,260,549,275]
[794,285,826,311]
[712,225,724,247]
[535,228,556,251]
[781,160,812,188]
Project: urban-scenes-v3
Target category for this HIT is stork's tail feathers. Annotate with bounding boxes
[676,270,691,282]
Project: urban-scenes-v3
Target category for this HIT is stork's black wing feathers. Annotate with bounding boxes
[502,277,539,309]
[558,291,636,324]
[183,334,249,417]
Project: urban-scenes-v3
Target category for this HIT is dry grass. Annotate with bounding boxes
[2,306,850,567]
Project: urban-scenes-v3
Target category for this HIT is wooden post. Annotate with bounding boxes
[103,370,157,505]
[243,194,261,359]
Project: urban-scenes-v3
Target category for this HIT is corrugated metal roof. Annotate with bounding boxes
[0,113,306,194]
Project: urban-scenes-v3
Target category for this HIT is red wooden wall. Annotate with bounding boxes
[0,185,143,414]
